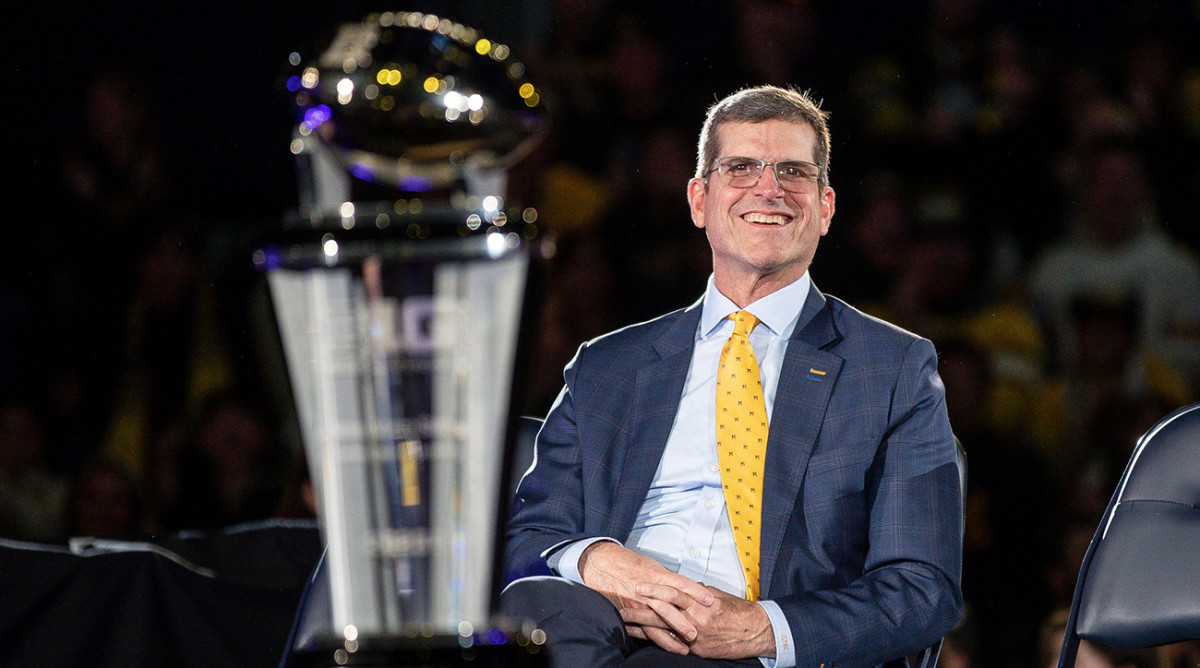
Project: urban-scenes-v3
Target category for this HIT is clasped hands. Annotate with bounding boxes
[578,541,775,659]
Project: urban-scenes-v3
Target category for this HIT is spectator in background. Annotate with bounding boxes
[58,66,174,228]
[522,232,622,416]
[1043,516,1102,616]
[817,171,913,311]
[1030,136,1200,383]
[938,613,977,668]
[1117,27,1200,245]
[1028,291,1193,476]
[161,391,286,532]
[101,222,233,480]
[0,398,68,542]
[63,458,144,539]
[1155,641,1200,668]
[973,24,1058,260]
[870,198,1048,436]
[1073,394,1177,514]
[41,65,197,477]
[602,124,712,323]
[729,0,820,87]
[272,458,317,523]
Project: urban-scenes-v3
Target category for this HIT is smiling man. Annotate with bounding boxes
[504,86,963,668]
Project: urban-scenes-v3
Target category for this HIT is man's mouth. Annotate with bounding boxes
[742,212,791,225]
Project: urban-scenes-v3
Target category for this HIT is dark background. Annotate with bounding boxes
[8,2,1200,667]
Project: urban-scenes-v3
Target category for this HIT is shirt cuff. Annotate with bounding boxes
[543,537,618,584]
[757,600,795,668]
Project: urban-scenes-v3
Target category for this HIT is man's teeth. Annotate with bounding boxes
[743,213,789,225]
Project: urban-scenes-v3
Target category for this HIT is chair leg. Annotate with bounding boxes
[912,638,942,668]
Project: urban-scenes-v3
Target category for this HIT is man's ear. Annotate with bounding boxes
[688,178,707,229]
[819,186,836,235]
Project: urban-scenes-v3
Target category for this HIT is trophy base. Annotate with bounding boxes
[287,633,550,668]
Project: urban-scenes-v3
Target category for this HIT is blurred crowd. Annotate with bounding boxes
[6,1,1200,667]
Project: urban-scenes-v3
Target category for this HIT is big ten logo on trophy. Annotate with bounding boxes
[364,292,435,356]
[401,296,434,355]
[362,255,435,357]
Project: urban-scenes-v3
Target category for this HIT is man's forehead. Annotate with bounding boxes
[714,120,816,156]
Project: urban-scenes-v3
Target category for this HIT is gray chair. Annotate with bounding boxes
[1057,402,1200,667]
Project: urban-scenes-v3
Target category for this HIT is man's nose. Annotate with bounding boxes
[753,165,785,197]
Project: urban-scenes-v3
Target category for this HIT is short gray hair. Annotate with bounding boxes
[696,85,831,189]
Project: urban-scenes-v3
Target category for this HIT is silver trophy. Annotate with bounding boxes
[260,11,549,662]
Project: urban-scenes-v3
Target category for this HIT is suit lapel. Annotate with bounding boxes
[610,303,702,538]
[759,285,843,597]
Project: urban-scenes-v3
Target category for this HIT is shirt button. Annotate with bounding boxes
[710,463,720,473]
[705,498,716,509]
[689,548,701,558]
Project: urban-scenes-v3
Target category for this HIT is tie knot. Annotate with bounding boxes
[729,311,759,338]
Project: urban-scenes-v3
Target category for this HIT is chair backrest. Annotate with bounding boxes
[508,415,544,500]
[1057,402,1200,667]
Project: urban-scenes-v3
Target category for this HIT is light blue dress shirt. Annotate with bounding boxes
[548,272,812,667]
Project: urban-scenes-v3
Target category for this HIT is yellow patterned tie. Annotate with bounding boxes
[716,311,768,601]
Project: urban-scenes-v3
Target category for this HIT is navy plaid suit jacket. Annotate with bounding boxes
[506,283,963,667]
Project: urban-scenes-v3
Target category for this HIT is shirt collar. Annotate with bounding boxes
[699,271,813,339]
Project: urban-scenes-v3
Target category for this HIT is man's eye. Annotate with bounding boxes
[779,164,814,179]
[726,161,754,173]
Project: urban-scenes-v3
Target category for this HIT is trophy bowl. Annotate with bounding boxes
[285,11,549,192]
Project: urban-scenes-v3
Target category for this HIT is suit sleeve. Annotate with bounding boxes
[774,337,963,667]
[505,344,595,578]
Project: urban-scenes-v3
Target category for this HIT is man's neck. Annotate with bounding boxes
[713,267,808,308]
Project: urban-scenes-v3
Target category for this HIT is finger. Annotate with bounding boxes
[619,606,672,630]
[640,596,699,642]
[624,624,648,640]
[620,602,698,644]
[643,626,691,655]
[647,575,715,606]
[616,595,650,612]
[634,582,709,610]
